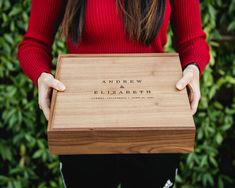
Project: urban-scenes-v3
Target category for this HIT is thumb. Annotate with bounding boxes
[44,75,66,91]
[176,72,193,90]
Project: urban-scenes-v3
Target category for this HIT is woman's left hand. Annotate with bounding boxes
[176,64,201,115]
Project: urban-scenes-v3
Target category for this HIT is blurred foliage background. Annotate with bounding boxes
[0,0,235,188]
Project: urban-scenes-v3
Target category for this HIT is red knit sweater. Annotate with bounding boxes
[17,0,210,87]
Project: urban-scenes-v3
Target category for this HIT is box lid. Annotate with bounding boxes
[47,53,195,154]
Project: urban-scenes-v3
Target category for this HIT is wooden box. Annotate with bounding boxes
[48,53,195,155]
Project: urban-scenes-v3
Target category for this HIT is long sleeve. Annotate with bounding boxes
[170,0,210,76]
[17,0,66,87]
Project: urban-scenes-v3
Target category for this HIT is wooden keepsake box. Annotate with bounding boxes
[47,53,195,155]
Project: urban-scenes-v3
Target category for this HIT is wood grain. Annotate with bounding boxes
[47,53,195,154]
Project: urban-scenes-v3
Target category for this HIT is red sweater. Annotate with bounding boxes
[18,0,210,87]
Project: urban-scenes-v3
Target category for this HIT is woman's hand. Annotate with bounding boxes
[38,72,66,120]
[176,64,201,115]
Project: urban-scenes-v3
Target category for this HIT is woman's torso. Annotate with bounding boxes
[66,0,171,54]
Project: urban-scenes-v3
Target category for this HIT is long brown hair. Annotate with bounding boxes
[61,0,166,46]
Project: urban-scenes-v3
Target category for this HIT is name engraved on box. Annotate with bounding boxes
[91,79,154,100]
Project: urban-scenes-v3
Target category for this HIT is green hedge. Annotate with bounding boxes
[0,1,234,188]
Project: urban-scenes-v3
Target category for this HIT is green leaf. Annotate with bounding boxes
[9,6,21,16]
[227,20,235,32]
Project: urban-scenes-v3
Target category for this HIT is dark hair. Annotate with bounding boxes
[61,0,166,46]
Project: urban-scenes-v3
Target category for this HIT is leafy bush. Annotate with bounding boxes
[174,1,235,188]
[0,0,234,188]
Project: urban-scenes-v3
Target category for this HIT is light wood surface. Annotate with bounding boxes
[48,53,195,154]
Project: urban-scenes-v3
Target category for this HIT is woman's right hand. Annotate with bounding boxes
[38,72,66,120]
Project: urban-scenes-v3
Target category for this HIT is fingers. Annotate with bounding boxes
[176,71,194,90]
[191,89,201,115]
[39,95,50,120]
[38,72,66,120]
[185,82,200,115]
[176,66,201,115]
[38,85,52,120]
[186,84,194,103]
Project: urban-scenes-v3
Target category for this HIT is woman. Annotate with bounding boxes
[17,0,210,187]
